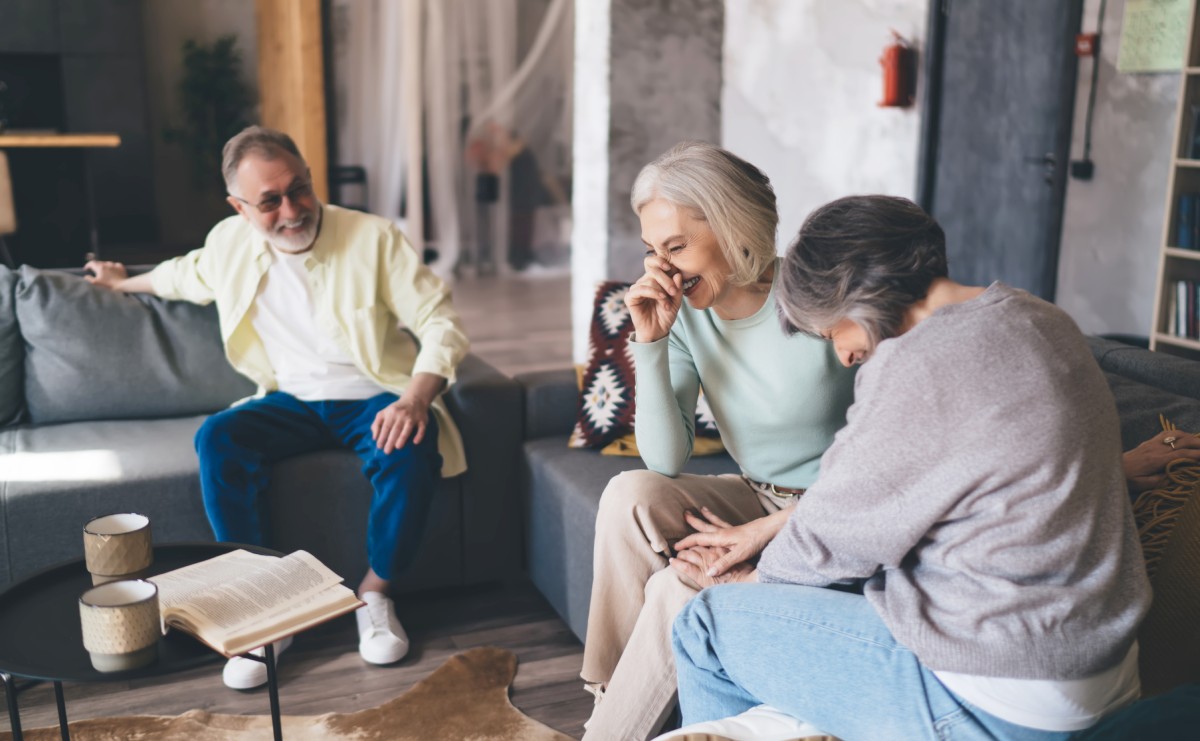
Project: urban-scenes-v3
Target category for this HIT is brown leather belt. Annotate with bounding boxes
[744,477,806,498]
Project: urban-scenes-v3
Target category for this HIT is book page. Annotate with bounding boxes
[150,549,354,650]
[217,584,362,656]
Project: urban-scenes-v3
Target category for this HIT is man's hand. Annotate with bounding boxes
[1124,429,1200,494]
[370,372,446,455]
[84,260,129,289]
[371,395,431,455]
[83,260,156,294]
[670,546,758,588]
[673,507,792,577]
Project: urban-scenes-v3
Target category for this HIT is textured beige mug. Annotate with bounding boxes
[83,513,153,585]
[78,579,161,672]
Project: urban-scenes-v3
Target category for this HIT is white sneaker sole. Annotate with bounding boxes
[359,640,409,666]
[222,636,293,690]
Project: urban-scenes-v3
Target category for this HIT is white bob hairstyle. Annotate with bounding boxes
[630,141,778,287]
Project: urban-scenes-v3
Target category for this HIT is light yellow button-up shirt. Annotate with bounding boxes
[149,204,470,477]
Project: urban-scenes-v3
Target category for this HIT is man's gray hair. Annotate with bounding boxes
[778,195,948,351]
[221,125,306,194]
[630,141,777,288]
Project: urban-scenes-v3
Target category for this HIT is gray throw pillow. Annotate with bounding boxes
[15,266,256,424]
[0,265,21,426]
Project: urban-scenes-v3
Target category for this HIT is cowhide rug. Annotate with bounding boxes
[0,647,572,740]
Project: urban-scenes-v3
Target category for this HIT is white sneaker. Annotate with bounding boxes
[355,591,410,665]
[221,635,293,690]
[651,704,829,741]
[582,681,605,730]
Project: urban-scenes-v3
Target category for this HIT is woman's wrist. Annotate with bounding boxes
[762,508,791,539]
[630,329,667,344]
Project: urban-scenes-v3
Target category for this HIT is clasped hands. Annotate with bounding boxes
[669,507,783,588]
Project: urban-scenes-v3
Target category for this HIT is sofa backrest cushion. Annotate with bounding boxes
[517,368,581,440]
[15,266,256,424]
[0,265,21,425]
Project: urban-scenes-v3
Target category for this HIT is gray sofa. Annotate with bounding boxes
[517,368,739,642]
[517,336,1200,645]
[0,265,522,592]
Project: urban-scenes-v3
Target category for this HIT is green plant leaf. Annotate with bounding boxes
[163,35,255,192]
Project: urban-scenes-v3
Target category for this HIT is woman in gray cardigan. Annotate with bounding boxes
[665,195,1152,740]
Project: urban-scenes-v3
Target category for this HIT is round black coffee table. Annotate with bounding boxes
[0,542,285,741]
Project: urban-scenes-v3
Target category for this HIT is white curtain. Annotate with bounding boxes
[423,0,463,270]
[331,0,409,223]
[333,0,574,277]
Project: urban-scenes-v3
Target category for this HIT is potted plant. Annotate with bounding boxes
[163,35,254,194]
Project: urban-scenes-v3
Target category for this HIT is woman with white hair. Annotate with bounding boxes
[579,142,857,741]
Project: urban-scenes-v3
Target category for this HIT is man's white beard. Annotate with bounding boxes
[255,207,321,253]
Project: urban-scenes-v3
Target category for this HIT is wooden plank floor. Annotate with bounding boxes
[451,269,574,377]
[0,580,592,738]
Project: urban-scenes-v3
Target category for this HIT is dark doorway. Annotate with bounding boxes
[918,0,1083,301]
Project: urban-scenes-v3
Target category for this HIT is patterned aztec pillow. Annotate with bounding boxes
[568,281,722,455]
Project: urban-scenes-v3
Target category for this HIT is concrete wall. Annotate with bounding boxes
[141,0,259,249]
[1056,0,1181,337]
[607,0,724,281]
[570,0,723,361]
[571,0,923,360]
[719,0,1183,338]
[722,0,927,249]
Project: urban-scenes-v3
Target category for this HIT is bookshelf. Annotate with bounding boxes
[1151,0,1200,357]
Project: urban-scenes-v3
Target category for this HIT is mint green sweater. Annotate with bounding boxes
[630,264,856,489]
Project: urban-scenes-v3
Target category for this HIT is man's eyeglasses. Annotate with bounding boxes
[231,181,314,214]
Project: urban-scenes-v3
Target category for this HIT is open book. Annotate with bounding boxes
[149,549,364,658]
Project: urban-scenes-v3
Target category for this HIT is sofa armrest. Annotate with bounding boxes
[444,353,523,584]
[1088,336,1200,403]
[515,368,579,440]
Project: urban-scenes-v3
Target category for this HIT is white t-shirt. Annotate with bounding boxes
[248,247,384,401]
[934,642,1141,732]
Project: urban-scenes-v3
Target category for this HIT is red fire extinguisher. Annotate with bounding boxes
[879,31,916,108]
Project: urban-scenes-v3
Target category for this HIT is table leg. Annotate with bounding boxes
[54,681,69,741]
[81,150,100,260]
[1,671,23,741]
[263,643,282,741]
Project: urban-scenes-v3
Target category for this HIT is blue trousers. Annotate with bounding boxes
[194,391,441,581]
[673,583,1074,741]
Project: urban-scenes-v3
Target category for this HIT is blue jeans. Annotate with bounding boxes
[195,391,441,581]
[672,583,1073,741]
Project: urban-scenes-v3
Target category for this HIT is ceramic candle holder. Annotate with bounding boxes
[83,513,153,586]
[78,579,160,672]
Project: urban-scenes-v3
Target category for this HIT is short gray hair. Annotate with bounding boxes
[221,125,306,194]
[778,195,948,350]
[630,141,777,287]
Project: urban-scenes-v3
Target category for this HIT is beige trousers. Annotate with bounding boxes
[580,470,790,741]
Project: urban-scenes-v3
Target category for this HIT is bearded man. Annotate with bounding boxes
[86,125,469,690]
